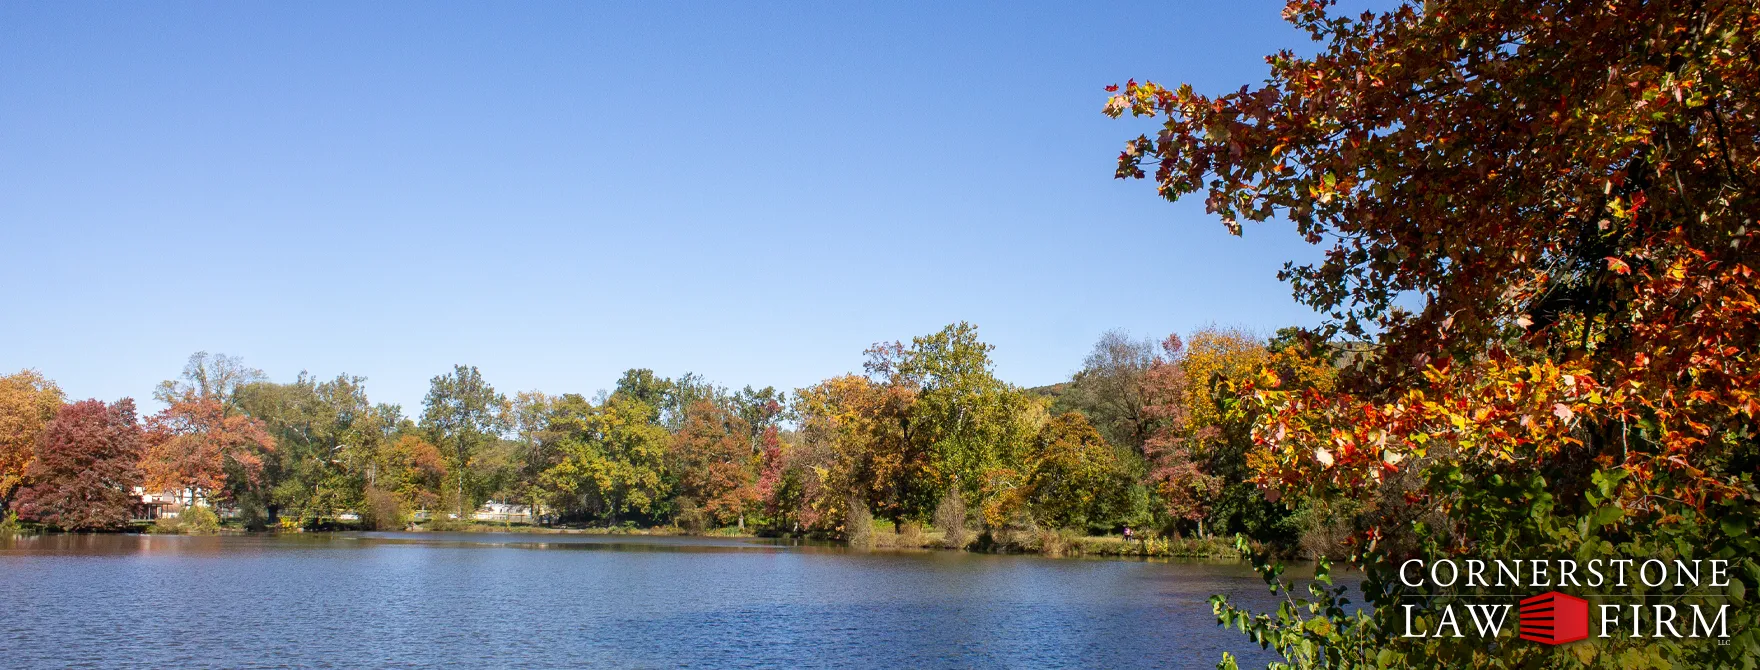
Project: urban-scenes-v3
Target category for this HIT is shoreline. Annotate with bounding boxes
[7,521,1247,561]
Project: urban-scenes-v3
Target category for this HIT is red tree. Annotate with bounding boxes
[16,398,144,531]
[754,426,786,510]
[668,400,759,527]
[1137,334,1220,528]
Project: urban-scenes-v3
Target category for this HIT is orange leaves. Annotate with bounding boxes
[0,370,63,503]
[142,394,275,501]
[669,400,762,526]
[1246,353,1619,501]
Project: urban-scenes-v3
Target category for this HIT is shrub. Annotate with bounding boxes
[1287,498,1358,560]
[674,498,707,534]
[147,516,181,534]
[179,506,220,534]
[932,493,970,549]
[895,521,924,547]
[423,516,466,532]
[361,488,406,531]
[1036,528,1078,557]
[0,510,23,537]
[843,498,874,549]
[147,506,219,535]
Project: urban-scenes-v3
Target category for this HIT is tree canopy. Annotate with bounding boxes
[1109,0,1757,666]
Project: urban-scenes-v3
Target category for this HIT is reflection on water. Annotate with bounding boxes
[2,533,1297,668]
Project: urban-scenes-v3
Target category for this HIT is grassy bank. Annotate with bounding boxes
[89,514,1243,562]
[394,519,1243,560]
[839,519,1243,559]
[410,520,757,536]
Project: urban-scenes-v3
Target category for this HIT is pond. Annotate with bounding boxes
[0,532,1300,668]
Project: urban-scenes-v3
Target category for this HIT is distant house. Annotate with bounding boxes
[130,487,185,521]
[472,501,532,523]
[128,487,236,522]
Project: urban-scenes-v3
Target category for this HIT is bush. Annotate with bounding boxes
[1036,528,1078,557]
[0,510,22,537]
[932,493,971,549]
[1287,497,1359,560]
[149,506,220,535]
[674,498,707,534]
[180,506,220,534]
[895,520,924,546]
[843,498,874,549]
[361,488,406,531]
[423,516,467,532]
[1072,533,1241,559]
[238,501,270,532]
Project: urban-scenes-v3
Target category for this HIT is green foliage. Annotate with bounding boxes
[539,393,671,524]
[1024,413,1136,532]
[421,365,510,519]
[868,322,1041,511]
[1212,537,1371,670]
[1214,467,1760,668]
[152,506,221,535]
[240,373,402,523]
[182,505,220,533]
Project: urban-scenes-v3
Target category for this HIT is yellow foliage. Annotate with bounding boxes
[0,370,64,501]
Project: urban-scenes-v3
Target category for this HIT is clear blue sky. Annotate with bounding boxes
[3,2,1344,413]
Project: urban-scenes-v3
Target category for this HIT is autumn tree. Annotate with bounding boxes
[668,399,759,529]
[379,434,447,512]
[664,372,721,429]
[140,351,277,518]
[420,365,509,519]
[791,373,923,531]
[1055,330,1162,453]
[539,391,670,524]
[1109,0,1758,666]
[0,370,63,511]
[143,394,276,511]
[731,385,786,451]
[1136,333,1213,533]
[753,425,803,531]
[1023,413,1136,532]
[866,322,1041,519]
[15,399,143,531]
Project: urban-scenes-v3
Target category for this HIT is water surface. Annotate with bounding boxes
[2,533,1294,668]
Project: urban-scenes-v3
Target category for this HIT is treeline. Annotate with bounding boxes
[1,322,1339,549]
